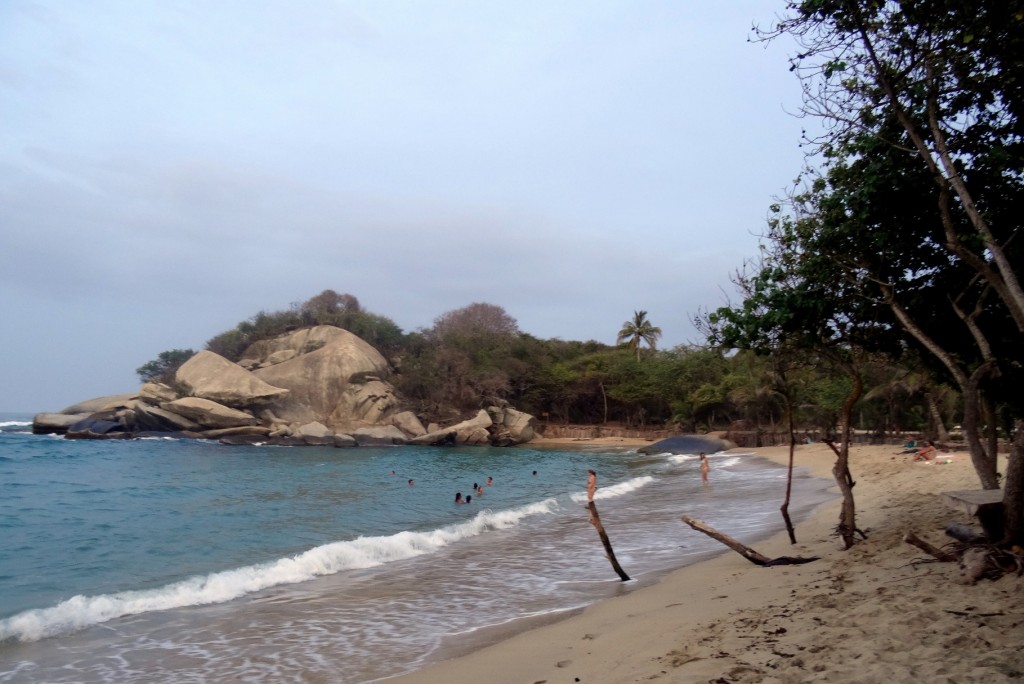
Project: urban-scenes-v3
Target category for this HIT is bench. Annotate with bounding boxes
[942,489,1004,540]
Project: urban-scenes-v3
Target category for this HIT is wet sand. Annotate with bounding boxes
[391,439,1023,683]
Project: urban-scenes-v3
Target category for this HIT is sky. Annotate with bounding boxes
[1,1,811,413]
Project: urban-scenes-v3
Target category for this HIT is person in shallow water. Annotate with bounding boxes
[465,494,472,504]
[700,452,710,484]
[486,476,493,486]
[454,492,465,504]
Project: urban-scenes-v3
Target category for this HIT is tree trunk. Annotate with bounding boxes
[587,501,630,581]
[962,367,1000,489]
[828,369,862,549]
[925,391,950,443]
[781,386,797,544]
[1001,420,1024,547]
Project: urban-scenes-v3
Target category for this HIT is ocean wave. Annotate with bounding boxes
[569,475,655,503]
[0,498,560,644]
[0,421,31,428]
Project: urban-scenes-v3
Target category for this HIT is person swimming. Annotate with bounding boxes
[454,492,465,504]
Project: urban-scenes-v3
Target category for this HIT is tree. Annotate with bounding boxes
[136,349,196,384]
[616,310,662,361]
[761,0,1024,543]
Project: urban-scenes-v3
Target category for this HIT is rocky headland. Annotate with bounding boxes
[33,325,538,448]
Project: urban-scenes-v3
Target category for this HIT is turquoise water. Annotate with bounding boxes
[0,415,832,682]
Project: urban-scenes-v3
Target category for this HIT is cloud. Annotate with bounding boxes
[0,0,810,411]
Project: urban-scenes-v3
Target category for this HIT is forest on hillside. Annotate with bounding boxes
[138,289,965,441]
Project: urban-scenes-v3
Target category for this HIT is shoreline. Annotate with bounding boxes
[390,439,1024,683]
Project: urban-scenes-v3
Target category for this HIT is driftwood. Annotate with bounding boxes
[903,531,957,562]
[587,501,630,581]
[681,516,819,567]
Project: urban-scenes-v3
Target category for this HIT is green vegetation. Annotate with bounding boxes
[139,289,965,438]
[136,1,1023,546]
[616,310,662,361]
[701,0,1024,547]
[135,349,197,384]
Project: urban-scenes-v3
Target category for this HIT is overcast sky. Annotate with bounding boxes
[1,1,811,413]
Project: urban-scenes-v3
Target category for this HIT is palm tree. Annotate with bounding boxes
[617,310,662,361]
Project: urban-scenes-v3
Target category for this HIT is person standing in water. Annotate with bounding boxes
[699,452,710,485]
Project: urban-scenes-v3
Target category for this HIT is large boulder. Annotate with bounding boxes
[32,393,138,434]
[352,425,407,446]
[58,393,138,415]
[637,434,736,455]
[491,406,538,444]
[33,412,89,434]
[160,397,258,429]
[138,382,179,406]
[176,350,290,408]
[409,410,494,446]
[391,411,427,438]
[249,326,394,430]
[127,400,200,432]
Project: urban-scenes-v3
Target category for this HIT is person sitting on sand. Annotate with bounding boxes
[913,441,937,461]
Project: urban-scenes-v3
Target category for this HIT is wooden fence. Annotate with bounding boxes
[537,424,675,441]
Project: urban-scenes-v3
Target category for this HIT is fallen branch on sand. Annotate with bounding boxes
[902,531,957,562]
[681,516,820,567]
[902,525,1024,584]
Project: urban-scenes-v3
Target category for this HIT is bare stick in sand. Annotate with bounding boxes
[588,500,630,581]
[903,531,957,562]
[681,516,819,567]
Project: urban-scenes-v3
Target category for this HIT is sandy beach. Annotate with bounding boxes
[392,439,1023,683]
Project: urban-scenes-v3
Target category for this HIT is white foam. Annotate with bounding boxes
[0,498,560,643]
[570,475,655,503]
[0,420,31,428]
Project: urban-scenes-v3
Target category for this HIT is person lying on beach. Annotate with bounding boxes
[913,441,937,461]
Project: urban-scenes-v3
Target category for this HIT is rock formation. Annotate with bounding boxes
[32,325,539,448]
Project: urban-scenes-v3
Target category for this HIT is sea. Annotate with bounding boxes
[0,412,834,683]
